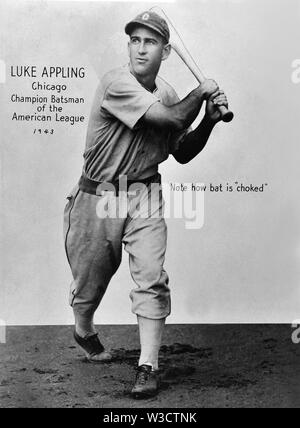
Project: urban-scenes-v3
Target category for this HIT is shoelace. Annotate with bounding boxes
[136,367,151,385]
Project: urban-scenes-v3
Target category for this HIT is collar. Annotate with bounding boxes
[127,63,158,94]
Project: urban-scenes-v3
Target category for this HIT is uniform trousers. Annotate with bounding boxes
[63,173,171,320]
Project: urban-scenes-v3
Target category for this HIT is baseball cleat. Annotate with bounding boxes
[131,364,159,399]
[73,331,113,363]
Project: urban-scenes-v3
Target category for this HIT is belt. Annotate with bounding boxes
[78,173,161,196]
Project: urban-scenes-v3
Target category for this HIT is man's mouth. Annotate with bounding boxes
[136,58,148,64]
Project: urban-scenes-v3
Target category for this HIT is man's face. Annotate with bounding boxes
[128,26,170,79]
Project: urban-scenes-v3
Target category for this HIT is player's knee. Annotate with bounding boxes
[131,262,169,288]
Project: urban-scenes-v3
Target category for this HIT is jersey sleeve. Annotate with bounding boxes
[102,77,160,130]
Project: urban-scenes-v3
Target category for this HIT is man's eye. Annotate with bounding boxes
[131,39,139,44]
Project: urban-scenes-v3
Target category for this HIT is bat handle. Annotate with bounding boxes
[197,75,234,123]
[195,74,234,122]
[218,105,234,123]
[172,44,234,123]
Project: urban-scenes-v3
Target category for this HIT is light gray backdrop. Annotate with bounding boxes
[0,0,299,324]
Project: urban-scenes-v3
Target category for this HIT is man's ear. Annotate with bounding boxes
[162,43,171,61]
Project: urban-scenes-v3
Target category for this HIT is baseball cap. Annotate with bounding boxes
[125,11,170,43]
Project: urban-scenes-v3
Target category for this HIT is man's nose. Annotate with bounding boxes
[138,42,147,54]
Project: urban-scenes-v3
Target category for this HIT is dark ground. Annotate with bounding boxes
[0,325,299,408]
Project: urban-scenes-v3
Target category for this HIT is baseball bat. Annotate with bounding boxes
[151,7,234,123]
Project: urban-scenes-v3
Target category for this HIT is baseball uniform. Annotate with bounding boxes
[64,64,189,320]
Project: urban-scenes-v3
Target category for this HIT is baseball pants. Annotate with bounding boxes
[63,174,171,320]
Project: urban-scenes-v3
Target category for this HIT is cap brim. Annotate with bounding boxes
[125,21,168,41]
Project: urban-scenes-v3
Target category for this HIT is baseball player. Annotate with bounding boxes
[63,11,228,399]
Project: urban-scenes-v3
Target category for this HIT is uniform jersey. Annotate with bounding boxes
[82,64,188,182]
